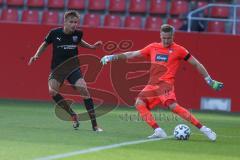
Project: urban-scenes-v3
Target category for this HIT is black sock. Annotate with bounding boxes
[52,94,75,116]
[84,98,97,128]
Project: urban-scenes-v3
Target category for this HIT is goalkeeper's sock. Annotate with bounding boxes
[172,104,203,129]
[136,105,159,129]
[52,94,76,116]
[84,98,97,128]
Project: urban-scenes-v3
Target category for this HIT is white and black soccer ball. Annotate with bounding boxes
[174,124,191,140]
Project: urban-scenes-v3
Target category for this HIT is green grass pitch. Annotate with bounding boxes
[0,100,239,160]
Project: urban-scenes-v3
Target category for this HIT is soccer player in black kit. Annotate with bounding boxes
[28,10,103,131]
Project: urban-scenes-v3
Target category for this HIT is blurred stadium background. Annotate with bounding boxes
[0,0,239,160]
[0,0,240,33]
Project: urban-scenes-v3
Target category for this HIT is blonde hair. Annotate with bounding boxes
[64,10,80,21]
[161,24,175,34]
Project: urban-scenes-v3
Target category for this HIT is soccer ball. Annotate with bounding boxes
[173,124,191,140]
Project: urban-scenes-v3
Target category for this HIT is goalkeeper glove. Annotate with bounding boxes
[205,76,224,91]
[101,55,115,65]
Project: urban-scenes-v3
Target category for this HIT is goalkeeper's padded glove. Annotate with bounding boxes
[101,55,115,65]
[205,76,224,91]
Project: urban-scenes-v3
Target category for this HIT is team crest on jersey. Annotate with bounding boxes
[169,48,173,54]
[155,54,169,62]
[72,36,78,42]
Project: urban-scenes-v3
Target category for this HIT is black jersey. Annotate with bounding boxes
[45,27,83,70]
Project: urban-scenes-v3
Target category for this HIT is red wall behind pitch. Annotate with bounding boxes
[0,23,239,112]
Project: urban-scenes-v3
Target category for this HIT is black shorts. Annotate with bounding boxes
[48,68,83,85]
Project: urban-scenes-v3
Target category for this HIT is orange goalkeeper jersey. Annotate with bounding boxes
[140,42,191,85]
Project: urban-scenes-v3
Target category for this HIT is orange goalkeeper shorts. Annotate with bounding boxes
[137,82,176,110]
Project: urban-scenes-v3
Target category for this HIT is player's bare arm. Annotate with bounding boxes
[28,42,49,66]
[187,55,209,78]
[187,55,224,91]
[100,50,142,65]
[79,39,103,49]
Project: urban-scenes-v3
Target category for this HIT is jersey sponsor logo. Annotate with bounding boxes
[57,45,77,50]
[56,37,61,41]
[72,36,78,43]
[155,54,169,62]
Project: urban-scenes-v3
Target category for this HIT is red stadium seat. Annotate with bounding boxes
[67,0,85,10]
[167,18,184,30]
[6,0,24,7]
[48,0,65,9]
[197,1,208,8]
[109,0,126,12]
[88,0,106,11]
[210,3,230,18]
[22,10,39,24]
[124,16,142,29]
[149,0,167,14]
[0,8,19,22]
[0,0,3,5]
[190,0,208,9]
[170,0,189,16]
[207,21,225,33]
[196,1,209,15]
[145,16,163,30]
[104,15,122,28]
[27,0,44,8]
[129,0,147,13]
[83,14,101,27]
[42,11,59,25]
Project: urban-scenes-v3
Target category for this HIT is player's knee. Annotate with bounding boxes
[49,87,58,96]
[165,99,177,110]
[74,79,87,88]
[74,82,88,92]
[135,98,146,107]
[73,81,90,98]
[168,102,177,110]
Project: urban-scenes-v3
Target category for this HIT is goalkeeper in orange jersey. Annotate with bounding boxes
[101,24,223,141]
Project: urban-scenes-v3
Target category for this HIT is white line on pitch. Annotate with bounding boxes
[192,132,239,138]
[35,136,173,160]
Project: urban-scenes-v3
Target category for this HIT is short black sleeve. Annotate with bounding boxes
[75,30,83,44]
[45,29,54,44]
[184,53,191,61]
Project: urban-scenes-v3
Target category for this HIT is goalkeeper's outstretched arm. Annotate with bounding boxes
[101,50,142,65]
[187,55,224,91]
